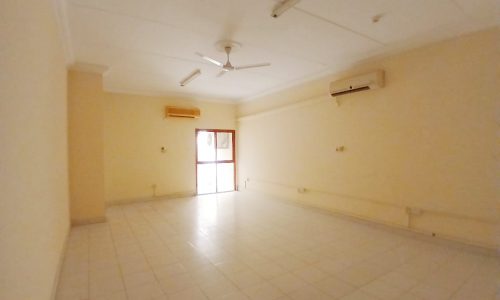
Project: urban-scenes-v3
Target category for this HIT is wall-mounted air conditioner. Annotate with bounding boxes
[165,106,200,118]
[330,70,384,97]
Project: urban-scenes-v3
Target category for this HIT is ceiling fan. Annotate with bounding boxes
[196,41,271,77]
[179,41,271,86]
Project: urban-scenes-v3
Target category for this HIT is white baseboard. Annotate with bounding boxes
[71,216,107,226]
[240,189,499,256]
[106,191,196,207]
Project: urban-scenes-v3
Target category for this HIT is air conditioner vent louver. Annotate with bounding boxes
[165,106,200,118]
[330,70,384,97]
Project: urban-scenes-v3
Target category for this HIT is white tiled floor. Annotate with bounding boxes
[56,192,499,300]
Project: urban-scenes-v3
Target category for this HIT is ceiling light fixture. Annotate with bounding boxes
[179,69,201,86]
[271,0,300,18]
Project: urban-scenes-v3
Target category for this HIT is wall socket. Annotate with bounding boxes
[297,187,307,193]
[151,184,157,197]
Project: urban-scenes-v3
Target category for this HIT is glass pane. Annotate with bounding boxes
[216,132,233,161]
[197,163,216,194]
[217,163,234,192]
[197,131,215,162]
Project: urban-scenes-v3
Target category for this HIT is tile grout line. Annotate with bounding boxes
[58,194,498,300]
[132,203,174,299]
[150,196,284,299]
[148,199,220,299]
[107,205,131,300]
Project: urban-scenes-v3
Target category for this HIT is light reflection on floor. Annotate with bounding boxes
[197,194,219,228]
[55,191,500,300]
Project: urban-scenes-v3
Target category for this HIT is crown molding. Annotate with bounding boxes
[103,86,238,105]
[51,0,75,66]
[237,67,339,103]
[70,62,109,74]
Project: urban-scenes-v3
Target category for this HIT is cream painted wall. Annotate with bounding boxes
[68,71,106,224]
[237,28,499,248]
[0,0,70,299]
[68,71,237,205]
[103,92,237,203]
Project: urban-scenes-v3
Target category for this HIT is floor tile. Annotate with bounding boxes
[200,278,239,299]
[292,265,329,283]
[168,286,208,300]
[270,274,308,294]
[123,270,157,289]
[126,281,165,300]
[288,285,331,300]
[313,276,356,298]
[226,269,264,289]
[55,192,499,300]
[340,290,380,300]
[242,282,285,300]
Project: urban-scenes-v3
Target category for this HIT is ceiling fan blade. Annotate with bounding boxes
[195,52,224,67]
[235,63,271,70]
[216,70,227,78]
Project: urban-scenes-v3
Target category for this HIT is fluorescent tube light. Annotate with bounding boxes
[179,69,201,86]
[271,0,300,18]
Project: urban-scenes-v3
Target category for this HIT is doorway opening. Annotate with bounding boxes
[196,129,236,195]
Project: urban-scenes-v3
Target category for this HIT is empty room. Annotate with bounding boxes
[1,0,498,299]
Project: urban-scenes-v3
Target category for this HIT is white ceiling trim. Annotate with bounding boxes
[57,0,498,103]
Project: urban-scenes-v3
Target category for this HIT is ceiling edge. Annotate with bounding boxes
[238,67,339,103]
[103,87,238,105]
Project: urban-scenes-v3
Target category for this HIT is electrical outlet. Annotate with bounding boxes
[297,187,307,193]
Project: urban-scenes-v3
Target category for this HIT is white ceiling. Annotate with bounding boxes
[58,0,499,102]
